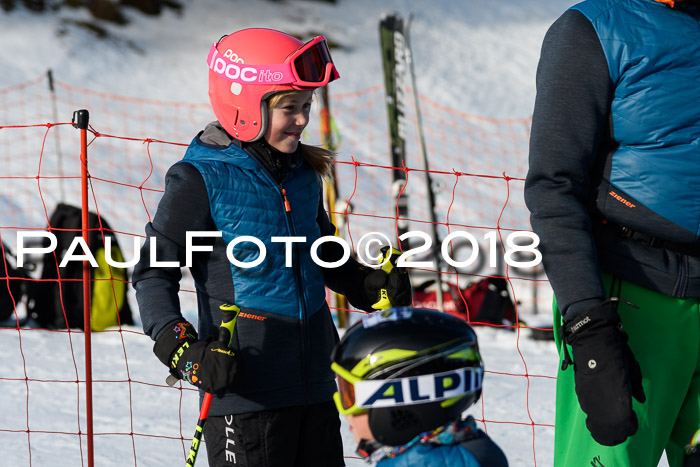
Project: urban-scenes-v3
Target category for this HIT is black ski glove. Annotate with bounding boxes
[363,267,412,309]
[154,320,237,394]
[562,300,645,446]
[363,246,412,310]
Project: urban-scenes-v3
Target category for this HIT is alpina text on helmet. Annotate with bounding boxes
[354,367,484,409]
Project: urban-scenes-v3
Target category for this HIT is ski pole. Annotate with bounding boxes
[372,246,405,310]
[184,303,240,467]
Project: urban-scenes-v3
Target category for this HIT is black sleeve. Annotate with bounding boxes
[315,186,373,311]
[133,162,215,339]
[524,9,612,319]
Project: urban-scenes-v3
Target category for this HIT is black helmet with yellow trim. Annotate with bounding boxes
[331,307,483,446]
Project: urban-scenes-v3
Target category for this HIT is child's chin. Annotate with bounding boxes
[281,141,299,153]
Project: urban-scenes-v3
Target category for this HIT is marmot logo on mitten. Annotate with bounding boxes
[570,316,590,334]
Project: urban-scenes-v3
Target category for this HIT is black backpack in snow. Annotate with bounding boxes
[26,203,133,330]
[0,242,29,323]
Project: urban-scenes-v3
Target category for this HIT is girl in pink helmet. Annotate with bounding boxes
[133,28,411,467]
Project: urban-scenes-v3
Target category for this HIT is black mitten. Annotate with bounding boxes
[154,320,237,394]
[364,246,412,310]
[562,300,645,446]
[384,263,412,307]
[363,266,412,310]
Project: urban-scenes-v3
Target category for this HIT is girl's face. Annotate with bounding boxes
[264,91,314,154]
[346,413,374,444]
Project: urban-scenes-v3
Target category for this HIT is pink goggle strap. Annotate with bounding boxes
[207,44,296,85]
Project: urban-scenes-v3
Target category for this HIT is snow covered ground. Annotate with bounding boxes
[0,0,672,466]
[0,323,560,466]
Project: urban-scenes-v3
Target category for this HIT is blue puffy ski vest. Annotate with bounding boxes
[573,0,700,239]
[181,139,327,319]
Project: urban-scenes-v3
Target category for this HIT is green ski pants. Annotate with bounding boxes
[553,274,700,467]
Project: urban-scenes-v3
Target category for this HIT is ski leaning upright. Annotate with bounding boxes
[379,13,411,252]
[379,12,444,310]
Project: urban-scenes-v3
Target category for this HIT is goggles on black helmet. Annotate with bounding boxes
[331,342,483,416]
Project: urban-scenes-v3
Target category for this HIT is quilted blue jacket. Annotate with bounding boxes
[134,123,368,415]
[182,138,327,318]
[525,0,700,317]
[573,0,700,240]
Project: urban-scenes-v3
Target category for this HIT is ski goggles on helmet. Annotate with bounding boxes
[207,36,339,89]
[331,342,483,416]
[332,363,483,416]
[333,363,366,416]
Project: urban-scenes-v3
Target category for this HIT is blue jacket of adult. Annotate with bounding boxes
[525,0,700,318]
[573,0,700,242]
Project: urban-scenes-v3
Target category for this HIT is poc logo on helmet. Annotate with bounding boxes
[209,48,285,84]
[354,367,483,409]
[223,49,245,64]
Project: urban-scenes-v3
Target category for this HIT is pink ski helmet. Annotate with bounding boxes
[207,28,340,142]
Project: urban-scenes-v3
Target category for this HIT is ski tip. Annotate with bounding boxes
[379,10,402,23]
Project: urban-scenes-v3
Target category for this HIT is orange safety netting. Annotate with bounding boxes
[0,73,554,466]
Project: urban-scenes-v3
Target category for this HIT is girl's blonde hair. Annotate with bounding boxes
[267,90,334,177]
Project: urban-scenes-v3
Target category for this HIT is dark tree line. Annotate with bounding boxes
[1,0,183,24]
[1,0,337,24]
[1,0,338,45]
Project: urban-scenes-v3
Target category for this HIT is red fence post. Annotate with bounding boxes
[72,109,94,467]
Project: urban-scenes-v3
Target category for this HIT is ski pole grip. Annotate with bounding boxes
[372,247,405,310]
[379,246,402,274]
[218,303,240,349]
[373,290,392,310]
